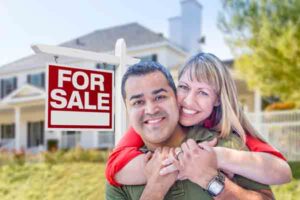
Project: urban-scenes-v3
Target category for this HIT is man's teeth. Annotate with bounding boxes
[147,118,163,124]
[182,108,197,115]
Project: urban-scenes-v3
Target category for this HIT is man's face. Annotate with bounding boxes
[124,71,179,145]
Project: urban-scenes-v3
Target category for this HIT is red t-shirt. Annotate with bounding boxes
[105,126,286,186]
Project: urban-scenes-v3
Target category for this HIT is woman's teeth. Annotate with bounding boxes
[182,108,197,115]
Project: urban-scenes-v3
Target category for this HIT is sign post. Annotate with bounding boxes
[32,39,140,144]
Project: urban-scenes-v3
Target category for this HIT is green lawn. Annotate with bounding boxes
[0,162,106,200]
[0,162,299,200]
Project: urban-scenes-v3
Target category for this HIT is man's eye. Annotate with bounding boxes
[155,95,166,101]
[133,100,144,106]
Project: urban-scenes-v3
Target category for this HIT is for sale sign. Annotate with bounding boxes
[46,64,114,130]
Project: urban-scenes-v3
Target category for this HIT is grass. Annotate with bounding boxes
[0,162,106,200]
[271,162,300,200]
[0,161,299,199]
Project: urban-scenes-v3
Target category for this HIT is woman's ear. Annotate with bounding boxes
[214,98,221,107]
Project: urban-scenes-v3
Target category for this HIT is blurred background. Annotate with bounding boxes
[0,0,299,199]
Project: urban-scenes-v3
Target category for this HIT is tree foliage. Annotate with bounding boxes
[218,0,300,103]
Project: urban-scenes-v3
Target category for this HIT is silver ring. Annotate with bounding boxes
[175,149,183,160]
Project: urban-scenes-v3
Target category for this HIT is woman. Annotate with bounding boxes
[106,53,292,186]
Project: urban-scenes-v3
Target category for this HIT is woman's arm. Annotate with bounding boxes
[115,154,147,185]
[215,147,292,185]
[105,127,145,186]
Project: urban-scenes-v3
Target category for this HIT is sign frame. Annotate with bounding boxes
[45,63,114,131]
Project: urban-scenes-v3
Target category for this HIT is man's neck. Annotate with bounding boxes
[145,125,187,151]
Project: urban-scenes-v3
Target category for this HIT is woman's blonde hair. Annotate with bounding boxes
[179,52,263,142]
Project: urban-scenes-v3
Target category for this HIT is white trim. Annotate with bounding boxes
[0,41,187,76]
[1,84,45,105]
[126,41,188,57]
[32,44,139,65]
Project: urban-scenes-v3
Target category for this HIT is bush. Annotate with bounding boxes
[265,102,296,111]
[0,147,109,166]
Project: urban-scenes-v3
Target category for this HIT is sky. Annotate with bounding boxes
[0,0,233,67]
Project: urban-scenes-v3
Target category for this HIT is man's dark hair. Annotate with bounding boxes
[121,61,176,99]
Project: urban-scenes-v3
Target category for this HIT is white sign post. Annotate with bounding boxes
[32,38,140,145]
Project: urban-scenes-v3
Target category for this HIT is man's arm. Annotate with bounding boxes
[216,177,274,200]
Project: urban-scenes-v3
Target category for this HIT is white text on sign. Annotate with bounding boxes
[50,69,110,111]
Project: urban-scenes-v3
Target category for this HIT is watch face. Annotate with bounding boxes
[210,181,224,195]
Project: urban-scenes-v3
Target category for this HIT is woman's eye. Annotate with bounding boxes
[199,91,208,96]
[178,85,188,90]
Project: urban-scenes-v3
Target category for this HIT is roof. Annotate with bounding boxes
[0,23,168,75]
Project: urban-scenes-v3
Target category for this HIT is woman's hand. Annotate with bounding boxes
[159,137,218,178]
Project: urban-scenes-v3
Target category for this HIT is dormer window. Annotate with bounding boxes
[139,54,157,62]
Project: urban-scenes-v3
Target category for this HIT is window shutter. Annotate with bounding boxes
[0,79,3,99]
[13,77,17,90]
[27,75,31,84]
[41,73,45,88]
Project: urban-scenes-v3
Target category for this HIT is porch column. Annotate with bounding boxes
[15,106,21,150]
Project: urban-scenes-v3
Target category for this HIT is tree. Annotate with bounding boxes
[218,0,300,104]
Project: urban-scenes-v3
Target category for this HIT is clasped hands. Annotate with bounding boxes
[144,138,221,189]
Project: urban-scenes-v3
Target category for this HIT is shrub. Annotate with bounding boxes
[265,102,296,111]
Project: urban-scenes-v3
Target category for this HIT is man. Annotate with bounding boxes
[106,61,274,199]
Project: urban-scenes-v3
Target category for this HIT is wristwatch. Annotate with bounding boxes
[206,171,225,197]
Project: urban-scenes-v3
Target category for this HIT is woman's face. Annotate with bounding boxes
[177,70,220,127]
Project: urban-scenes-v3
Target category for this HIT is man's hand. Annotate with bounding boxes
[140,147,178,200]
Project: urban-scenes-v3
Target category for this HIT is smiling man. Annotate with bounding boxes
[105,61,274,200]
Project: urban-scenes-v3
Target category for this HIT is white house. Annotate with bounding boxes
[0,0,208,152]
[0,0,262,153]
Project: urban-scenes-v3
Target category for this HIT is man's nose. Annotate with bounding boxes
[145,101,159,115]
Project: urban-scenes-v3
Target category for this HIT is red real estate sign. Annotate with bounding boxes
[46,64,114,130]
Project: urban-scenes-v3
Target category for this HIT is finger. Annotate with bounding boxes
[198,143,213,152]
[207,137,218,147]
[159,164,178,175]
[181,142,189,152]
[162,157,173,166]
[186,139,199,151]
[144,152,152,163]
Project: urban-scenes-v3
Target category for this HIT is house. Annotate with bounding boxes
[0,0,256,152]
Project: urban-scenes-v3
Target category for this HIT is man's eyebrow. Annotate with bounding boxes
[129,94,144,101]
[152,88,168,95]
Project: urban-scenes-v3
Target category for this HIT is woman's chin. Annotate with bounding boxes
[179,118,196,127]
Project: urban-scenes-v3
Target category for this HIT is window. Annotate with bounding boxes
[62,131,81,148]
[139,54,157,62]
[27,121,44,148]
[27,72,45,88]
[0,77,17,98]
[1,124,15,139]
[95,63,115,71]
